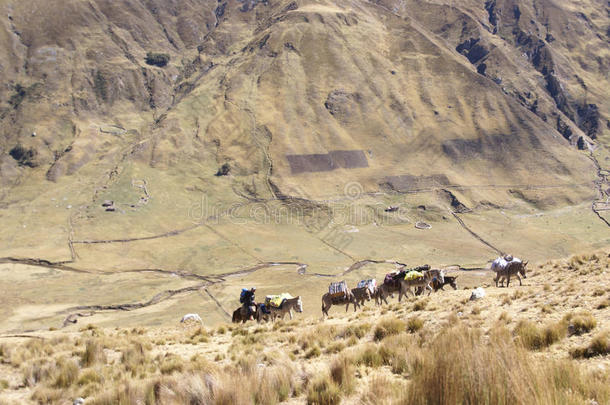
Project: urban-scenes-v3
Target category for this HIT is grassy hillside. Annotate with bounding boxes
[0,251,608,404]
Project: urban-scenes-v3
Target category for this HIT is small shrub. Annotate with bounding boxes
[53,358,79,388]
[121,342,148,374]
[592,288,605,297]
[306,375,341,405]
[160,355,183,375]
[413,300,427,311]
[571,331,609,359]
[540,304,553,314]
[339,323,371,339]
[471,306,481,315]
[330,355,355,394]
[81,339,106,367]
[361,375,406,404]
[514,320,565,350]
[355,344,383,367]
[374,318,406,341]
[498,312,511,322]
[9,144,38,167]
[407,317,424,333]
[30,387,64,404]
[597,298,609,309]
[78,368,102,386]
[564,312,597,335]
[145,52,170,67]
[325,341,346,354]
[446,313,459,325]
[305,346,321,359]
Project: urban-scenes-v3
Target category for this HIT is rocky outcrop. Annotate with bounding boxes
[324,90,362,123]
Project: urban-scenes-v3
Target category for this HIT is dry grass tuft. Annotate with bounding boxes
[306,374,341,405]
[405,326,609,404]
[413,299,428,311]
[406,317,424,333]
[514,320,566,350]
[571,331,610,358]
[81,338,106,367]
[564,312,597,335]
[355,344,383,368]
[374,318,406,341]
[329,354,355,394]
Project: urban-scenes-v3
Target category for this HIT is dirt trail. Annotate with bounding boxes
[588,152,610,227]
[451,212,504,255]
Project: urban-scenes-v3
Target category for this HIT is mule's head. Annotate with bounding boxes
[449,275,458,290]
[520,261,528,278]
[296,296,303,313]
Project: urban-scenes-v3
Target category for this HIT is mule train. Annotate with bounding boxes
[230,255,527,322]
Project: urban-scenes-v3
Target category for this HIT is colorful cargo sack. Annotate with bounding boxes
[357,279,377,294]
[329,281,348,298]
[404,270,423,281]
[265,293,294,308]
[384,270,405,287]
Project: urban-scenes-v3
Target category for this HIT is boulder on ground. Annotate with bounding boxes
[469,287,485,301]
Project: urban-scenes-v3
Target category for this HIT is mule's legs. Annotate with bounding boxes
[322,301,330,317]
[515,273,522,286]
[288,309,293,320]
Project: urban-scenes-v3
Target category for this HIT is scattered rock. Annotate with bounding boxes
[324,89,362,121]
[101,200,113,207]
[73,398,85,405]
[216,163,231,176]
[385,206,399,212]
[470,287,486,301]
[180,313,202,323]
[415,222,432,229]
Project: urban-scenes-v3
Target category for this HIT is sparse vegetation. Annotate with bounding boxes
[374,317,405,341]
[406,326,608,404]
[0,251,607,404]
[406,317,424,333]
[306,374,341,405]
[145,52,170,67]
[94,70,108,101]
[564,311,597,335]
[9,144,38,167]
[514,320,566,350]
